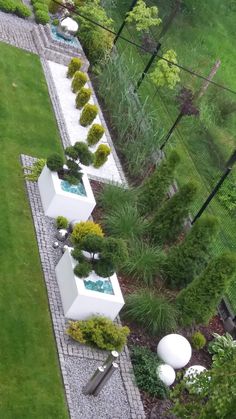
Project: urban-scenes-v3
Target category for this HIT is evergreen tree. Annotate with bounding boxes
[176,253,236,326]
[150,182,197,245]
[138,150,180,215]
[164,215,219,289]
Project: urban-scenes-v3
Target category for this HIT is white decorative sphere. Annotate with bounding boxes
[60,17,78,33]
[157,364,176,386]
[184,365,207,393]
[157,334,192,369]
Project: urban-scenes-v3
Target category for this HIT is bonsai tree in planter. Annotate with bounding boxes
[72,234,128,278]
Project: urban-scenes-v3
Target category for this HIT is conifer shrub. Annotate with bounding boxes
[79,103,98,127]
[163,215,219,289]
[93,258,115,278]
[123,291,178,335]
[93,144,110,168]
[87,124,105,146]
[191,331,206,350]
[75,87,92,109]
[72,71,88,93]
[138,150,180,215]
[15,3,31,17]
[35,9,50,24]
[46,153,64,172]
[56,216,68,229]
[176,253,236,326]
[71,221,104,244]
[67,57,82,78]
[150,182,197,245]
[33,2,47,11]
[73,141,93,166]
[0,0,16,12]
[74,261,91,278]
[67,316,130,351]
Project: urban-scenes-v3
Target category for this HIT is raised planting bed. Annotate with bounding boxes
[55,248,125,320]
[38,165,96,221]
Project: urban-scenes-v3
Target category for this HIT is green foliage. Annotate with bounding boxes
[208,332,236,360]
[71,247,84,262]
[98,182,136,212]
[79,103,98,127]
[0,0,16,12]
[74,261,91,278]
[123,291,178,336]
[138,150,180,215]
[15,3,31,17]
[191,331,206,350]
[75,87,92,109]
[125,0,162,32]
[122,240,165,286]
[33,2,48,11]
[56,216,68,229]
[46,153,64,172]
[93,258,115,278]
[71,221,104,244]
[93,144,110,168]
[67,57,82,78]
[67,316,130,351]
[103,203,147,240]
[218,177,236,214]
[75,1,114,64]
[163,215,219,289]
[24,158,46,181]
[176,253,236,326]
[52,18,59,26]
[87,123,105,146]
[73,141,93,166]
[35,9,50,24]
[71,71,88,93]
[150,49,180,89]
[150,182,197,245]
[80,234,104,255]
[131,345,169,398]
[48,0,60,13]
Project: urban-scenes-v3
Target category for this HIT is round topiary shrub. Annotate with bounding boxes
[79,104,98,127]
[52,18,59,26]
[34,2,48,12]
[46,153,64,172]
[93,144,110,168]
[74,141,93,166]
[74,261,91,278]
[56,216,68,229]
[67,57,82,78]
[191,331,206,350]
[0,0,16,12]
[35,9,50,24]
[71,221,104,245]
[72,71,88,93]
[75,87,92,110]
[15,3,31,17]
[87,124,105,146]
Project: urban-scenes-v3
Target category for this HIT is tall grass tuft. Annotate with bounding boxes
[98,182,136,212]
[122,240,165,286]
[123,291,178,336]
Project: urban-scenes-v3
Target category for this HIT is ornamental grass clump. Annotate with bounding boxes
[71,221,104,244]
[72,71,88,93]
[75,87,92,109]
[67,57,82,78]
[79,103,98,127]
[66,316,130,351]
[93,144,110,168]
[87,124,105,146]
[98,182,136,212]
[123,291,178,335]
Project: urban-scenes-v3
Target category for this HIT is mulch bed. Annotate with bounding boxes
[90,180,226,418]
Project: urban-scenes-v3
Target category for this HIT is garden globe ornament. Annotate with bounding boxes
[157,334,192,369]
[57,16,79,41]
[57,228,68,241]
[184,365,207,393]
[157,364,176,386]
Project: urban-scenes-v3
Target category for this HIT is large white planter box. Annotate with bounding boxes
[55,249,125,321]
[38,165,96,222]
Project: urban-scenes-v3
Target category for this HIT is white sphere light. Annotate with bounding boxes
[184,365,207,393]
[157,334,192,369]
[157,364,176,386]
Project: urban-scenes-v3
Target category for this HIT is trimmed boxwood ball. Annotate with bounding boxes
[87,124,105,146]
[67,57,82,78]
[79,104,98,127]
[35,9,50,24]
[72,71,88,93]
[46,153,64,172]
[56,216,68,229]
[93,144,110,168]
[15,3,31,17]
[74,261,91,278]
[75,87,92,109]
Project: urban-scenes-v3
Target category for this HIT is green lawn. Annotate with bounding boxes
[0,43,68,418]
[103,0,236,310]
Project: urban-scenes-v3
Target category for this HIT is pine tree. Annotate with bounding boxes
[138,150,180,215]
[150,182,197,245]
[164,215,219,289]
[176,253,236,326]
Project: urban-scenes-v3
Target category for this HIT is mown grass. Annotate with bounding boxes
[103,0,236,310]
[0,42,68,418]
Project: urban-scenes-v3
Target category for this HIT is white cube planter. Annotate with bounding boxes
[55,248,125,321]
[38,165,96,222]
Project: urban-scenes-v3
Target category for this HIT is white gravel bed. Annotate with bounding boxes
[65,356,132,419]
[47,60,123,184]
